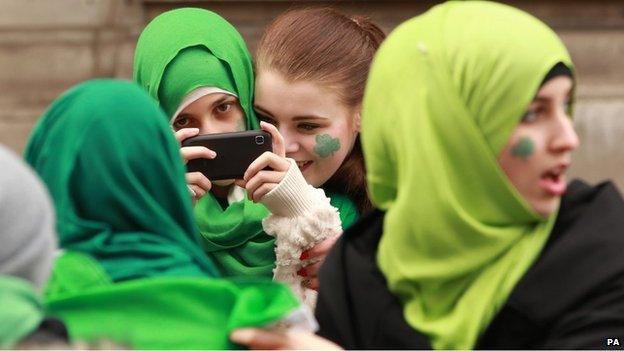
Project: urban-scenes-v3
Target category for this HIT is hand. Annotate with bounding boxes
[175,128,216,203]
[236,122,290,202]
[230,328,342,350]
[298,235,340,290]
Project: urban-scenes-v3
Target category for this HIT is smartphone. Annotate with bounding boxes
[181,130,273,180]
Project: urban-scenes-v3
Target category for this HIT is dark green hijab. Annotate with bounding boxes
[25,79,220,281]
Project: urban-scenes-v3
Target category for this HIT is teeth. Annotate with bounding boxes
[296,161,307,168]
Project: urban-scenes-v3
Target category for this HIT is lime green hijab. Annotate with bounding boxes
[0,276,43,348]
[25,79,220,281]
[362,2,573,349]
[134,8,276,277]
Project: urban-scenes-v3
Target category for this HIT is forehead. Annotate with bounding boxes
[255,70,350,120]
[181,92,236,114]
[535,76,573,98]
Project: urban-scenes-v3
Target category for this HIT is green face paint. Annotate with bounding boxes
[511,136,535,159]
[314,134,341,158]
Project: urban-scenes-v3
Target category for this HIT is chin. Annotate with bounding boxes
[531,200,560,218]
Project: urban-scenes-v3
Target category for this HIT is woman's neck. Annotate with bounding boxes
[211,184,232,199]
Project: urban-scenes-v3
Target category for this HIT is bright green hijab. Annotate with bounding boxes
[134,8,272,278]
[25,79,220,281]
[0,276,43,348]
[362,2,573,349]
[43,252,303,349]
[134,7,257,126]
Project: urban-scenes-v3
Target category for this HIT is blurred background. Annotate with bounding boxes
[1,0,623,189]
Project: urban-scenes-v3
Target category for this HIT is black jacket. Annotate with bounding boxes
[316,180,624,349]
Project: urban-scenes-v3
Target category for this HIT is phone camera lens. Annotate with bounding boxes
[255,135,265,145]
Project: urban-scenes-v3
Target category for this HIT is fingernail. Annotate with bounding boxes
[297,268,307,277]
[230,329,254,343]
[208,150,217,158]
[300,251,309,260]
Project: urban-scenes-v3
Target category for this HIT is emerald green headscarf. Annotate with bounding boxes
[25,79,220,281]
[362,2,573,349]
[44,251,304,349]
[133,8,275,277]
[0,276,43,348]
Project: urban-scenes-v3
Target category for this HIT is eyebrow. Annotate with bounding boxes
[211,95,237,108]
[253,104,329,121]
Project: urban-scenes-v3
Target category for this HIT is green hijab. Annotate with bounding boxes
[0,276,43,348]
[44,251,304,349]
[133,7,257,126]
[134,8,276,277]
[362,2,573,349]
[25,79,220,281]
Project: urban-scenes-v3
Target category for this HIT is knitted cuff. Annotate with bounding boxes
[260,158,322,217]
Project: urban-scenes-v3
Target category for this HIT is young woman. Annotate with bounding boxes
[254,7,385,289]
[312,2,624,349]
[24,79,312,349]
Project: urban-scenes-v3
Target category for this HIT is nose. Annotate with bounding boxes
[280,127,300,155]
[199,120,232,135]
[550,109,580,153]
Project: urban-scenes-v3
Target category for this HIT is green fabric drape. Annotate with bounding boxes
[44,251,301,350]
[25,79,220,281]
[362,2,572,349]
[0,276,43,348]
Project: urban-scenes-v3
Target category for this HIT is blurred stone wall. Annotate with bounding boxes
[1,0,623,188]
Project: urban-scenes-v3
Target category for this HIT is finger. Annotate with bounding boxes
[174,128,200,143]
[245,170,284,197]
[244,152,290,181]
[251,183,277,202]
[180,146,216,163]
[230,328,290,350]
[186,172,212,192]
[260,121,285,157]
[188,184,206,200]
[301,236,339,260]
[234,179,247,188]
[308,278,319,290]
[298,261,322,277]
[302,277,318,291]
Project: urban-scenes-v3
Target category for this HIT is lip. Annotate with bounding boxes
[296,160,312,172]
[539,163,570,196]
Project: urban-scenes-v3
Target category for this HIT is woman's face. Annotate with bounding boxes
[172,92,246,134]
[254,70,360,187]
[498,76,580,217]
[173,92,246,187]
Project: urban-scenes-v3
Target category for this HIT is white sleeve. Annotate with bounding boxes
[260,158,343,308]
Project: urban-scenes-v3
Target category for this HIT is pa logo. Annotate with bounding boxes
[607,338,620,346]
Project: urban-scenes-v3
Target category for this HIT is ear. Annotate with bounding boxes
[353,106,362,133]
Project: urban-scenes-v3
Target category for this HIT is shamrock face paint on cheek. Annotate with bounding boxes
[511,136,535,160]
[314,134,341,158]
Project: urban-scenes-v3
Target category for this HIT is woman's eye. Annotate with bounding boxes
[256,112,277,125]
[216,103,232,113]
[298,123,320,131]
[521,110,539,123]
[174,117,190,128]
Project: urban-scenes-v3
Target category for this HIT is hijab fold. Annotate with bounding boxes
[362,2,573,348]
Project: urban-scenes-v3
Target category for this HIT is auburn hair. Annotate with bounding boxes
[256,7,385,214]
